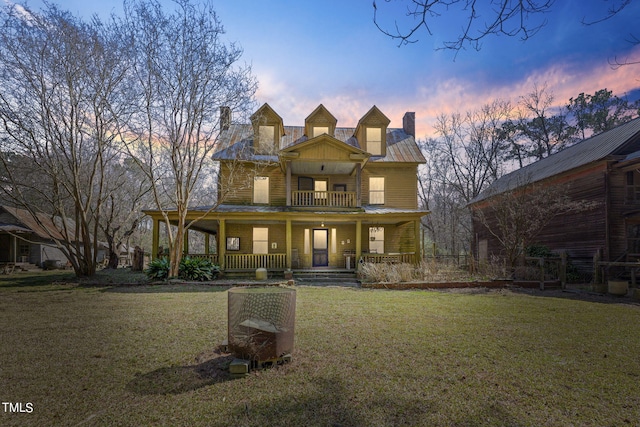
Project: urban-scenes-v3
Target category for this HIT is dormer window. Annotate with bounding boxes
[259,125,275,147]
[305,105,337,138]
[366,127,382,155]
[355,106,390,156]
[251,103,284,154]
[312,126,329,138]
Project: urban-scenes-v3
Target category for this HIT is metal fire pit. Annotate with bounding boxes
[227,287,296,363]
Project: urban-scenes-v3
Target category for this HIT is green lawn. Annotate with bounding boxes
[1,273,639,426]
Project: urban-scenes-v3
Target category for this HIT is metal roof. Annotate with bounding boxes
[190,204,427,216]
[213,124,426,164]
[470,117,640,204]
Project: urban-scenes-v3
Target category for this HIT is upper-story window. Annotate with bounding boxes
[312,126,329,138]
[366,127,382,155]
[626,171,640,203]
[253,176,269,204]
[259,125,275,148]
[314,179,327,201]
[369,177,385,204]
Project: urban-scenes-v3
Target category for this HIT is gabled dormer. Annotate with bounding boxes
[355,106,390,156]
[305,104,337,138]
[251,103,284,154]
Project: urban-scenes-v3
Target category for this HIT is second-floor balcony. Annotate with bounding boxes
[292,190,358,207]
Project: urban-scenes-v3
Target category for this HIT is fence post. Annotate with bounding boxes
[560,252,567,290]
[539,257,545,290]
[593,249,601,285]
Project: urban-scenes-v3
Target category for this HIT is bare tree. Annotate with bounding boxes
[373,0,553,55]
[0,3,129,276]
[99,159,152,269]
[473,178,598,268]
[420,99,511,255]
[118,0,257,277]
[432,99,511,203]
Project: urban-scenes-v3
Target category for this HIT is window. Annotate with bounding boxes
[626,171,640,203]
[366,127,382,155]
[253,176,269,204]
[369,177,385,205]
[369,227,384,254]
[314,179,327,201]
[312,126,329,137]
[226,237,240,251]
[259,125,275,146]
[253,227,269,254]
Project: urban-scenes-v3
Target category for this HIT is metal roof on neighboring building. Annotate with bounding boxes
[470,117,640,204]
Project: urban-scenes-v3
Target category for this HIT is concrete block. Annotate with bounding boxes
[229,358,250,375]
[256,268,267,280]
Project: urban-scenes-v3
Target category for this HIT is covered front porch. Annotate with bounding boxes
[148,207,425,274]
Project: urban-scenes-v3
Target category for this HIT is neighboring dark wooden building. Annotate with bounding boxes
[468,117,640,276]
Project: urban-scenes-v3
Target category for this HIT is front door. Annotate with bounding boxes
[312,229,328,267]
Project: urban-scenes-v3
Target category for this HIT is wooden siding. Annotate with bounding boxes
[607,165,640,261]
[362,166,418,209]
[472,162,608,272]
[224,223,286,255]
[220,160,421,210]
[294,139,355,161]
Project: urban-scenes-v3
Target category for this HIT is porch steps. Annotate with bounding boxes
[293,270,360,287]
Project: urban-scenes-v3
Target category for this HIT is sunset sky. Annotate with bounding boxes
[21,0,640,139]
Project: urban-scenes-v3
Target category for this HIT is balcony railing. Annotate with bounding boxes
[292,190,357,207]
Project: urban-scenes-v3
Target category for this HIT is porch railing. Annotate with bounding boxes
[225,253,287,270]
[361,252,416,264]
[187,253,286,270]
[187,252,416,269]
[292,190,357,207]
[188,254,219,264]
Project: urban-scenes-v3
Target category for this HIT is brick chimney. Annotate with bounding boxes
[220,106,231,131]
[403,112,415,138]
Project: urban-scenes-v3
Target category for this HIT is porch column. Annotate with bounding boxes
[151,218,160,259]
[12,234,17,263]
[286,219,292,269]
[205,233,210,255]
[355,219,362,267]
[286,160,292,206]
[414,219,422,264]
[219,219,226,271]
[355,163,362,207]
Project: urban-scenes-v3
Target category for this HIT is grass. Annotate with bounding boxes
[1,272,640,426]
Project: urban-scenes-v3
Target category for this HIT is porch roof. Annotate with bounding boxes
[0,223,32,233]
[190,204,428,216]
[143,204,428,234]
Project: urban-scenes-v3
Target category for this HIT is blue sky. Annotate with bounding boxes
[18,0,640,138]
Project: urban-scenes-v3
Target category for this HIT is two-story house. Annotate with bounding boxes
[469,117,640,278]
[146,103,427,275]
